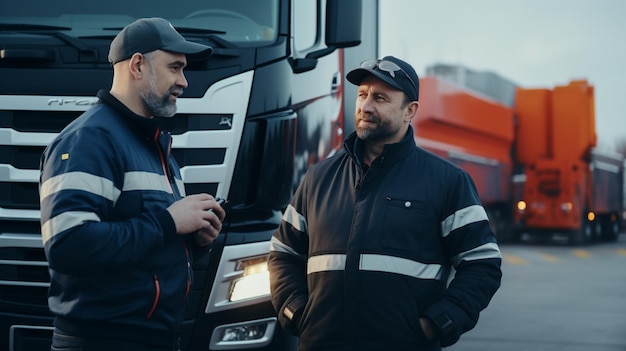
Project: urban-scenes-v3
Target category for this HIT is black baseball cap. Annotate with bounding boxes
[346,56,420,101]
[108,17,213,64]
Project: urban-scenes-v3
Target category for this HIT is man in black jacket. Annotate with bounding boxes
[40,18,225,351]
[269,56,502,351]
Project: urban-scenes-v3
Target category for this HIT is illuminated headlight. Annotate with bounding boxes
[205,241,272,314]
[516,200,527,211]
[210,317,277,350]
[230,255,270,302]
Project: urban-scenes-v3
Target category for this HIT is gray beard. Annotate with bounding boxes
[139,63,181,118]
[140,89,177,118]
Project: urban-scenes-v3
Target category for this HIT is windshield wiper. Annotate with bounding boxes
[0,23,71,31]
[171,26,226,36]
[174,27,238,49]
[0,23,96,55]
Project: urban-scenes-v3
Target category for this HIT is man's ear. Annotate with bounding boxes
[405,101,419,122]
[128,53,144,80]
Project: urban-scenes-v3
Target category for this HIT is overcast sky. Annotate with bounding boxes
[379,0,626,151]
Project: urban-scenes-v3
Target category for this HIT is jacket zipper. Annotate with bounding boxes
[154,129,174,194]
[184,244,191,298]
[147,274,160,319]
[153,129,192,322]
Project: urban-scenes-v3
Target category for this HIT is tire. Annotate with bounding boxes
[592,219,602,243]
[601,216,620,242]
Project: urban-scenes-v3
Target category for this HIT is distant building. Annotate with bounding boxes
[426,63,518,107]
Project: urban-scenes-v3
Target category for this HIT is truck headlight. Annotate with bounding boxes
[206,241,272,314]
[230,255,270,302]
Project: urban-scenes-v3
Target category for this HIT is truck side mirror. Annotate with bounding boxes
[325,0,363,48]
[290,0,364,73]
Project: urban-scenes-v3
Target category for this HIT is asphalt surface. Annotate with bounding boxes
[444,233,626,351]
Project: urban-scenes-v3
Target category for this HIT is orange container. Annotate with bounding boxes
[514,88,551,164]
[415,77,514,164]
[414,77,515,204]
[551,80,597,161]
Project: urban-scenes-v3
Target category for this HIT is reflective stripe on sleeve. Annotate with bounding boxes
[123,171,174,193]
[283,204,307,233]
[41,211,101,244]
[40,172,120,203]
[452,242,502,266]
[40,171,173,207]
[441,204,488,238]
[269,237,307,262]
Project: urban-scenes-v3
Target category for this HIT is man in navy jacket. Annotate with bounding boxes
[39,18,224,351]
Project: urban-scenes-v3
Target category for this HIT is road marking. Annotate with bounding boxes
[572,249,590,258]
[617,249,626,256]
[503,253,528,265]
[540,253,560,263]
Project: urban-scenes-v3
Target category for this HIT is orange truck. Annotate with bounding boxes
[514,80,623,244]
[413,67,624,245]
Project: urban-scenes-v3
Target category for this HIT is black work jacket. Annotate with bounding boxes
[269,127,502,351]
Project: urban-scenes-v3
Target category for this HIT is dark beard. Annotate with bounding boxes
[355,115,397,143]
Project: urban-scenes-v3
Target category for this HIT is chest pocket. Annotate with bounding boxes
[380,198,441,256]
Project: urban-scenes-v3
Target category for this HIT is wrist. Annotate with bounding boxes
[419,317,437,341]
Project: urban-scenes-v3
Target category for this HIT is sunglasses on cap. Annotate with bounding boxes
[360,59,417,92]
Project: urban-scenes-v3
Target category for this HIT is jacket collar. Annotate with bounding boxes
[96,89,163,138]
[344,125,416,168]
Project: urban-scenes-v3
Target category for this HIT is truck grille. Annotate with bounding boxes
[0,244,50,314]
[0,71,251,316]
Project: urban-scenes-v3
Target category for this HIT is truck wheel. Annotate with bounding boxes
[601,217,619,242]
[592,220,602,243]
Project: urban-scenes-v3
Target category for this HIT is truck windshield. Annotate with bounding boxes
[1,0,279,45]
